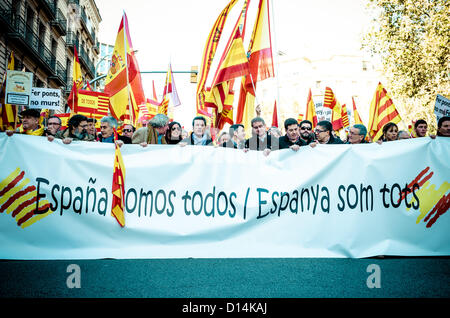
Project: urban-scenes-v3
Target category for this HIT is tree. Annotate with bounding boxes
[363,0,450,132]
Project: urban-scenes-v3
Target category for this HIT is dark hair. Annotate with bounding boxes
[414,119,427,129]
[165,121,182,144]
[68,114,88,130]
[251,117,265,127]
[380,122,398,141]
[299,120,312,128]
[192,116,207,127]
[438,116,450,129]
[317,120,333,132]
[87,118,97,123]
[284,118,298,130]
[229,124,244,135]
[47,115,61,125]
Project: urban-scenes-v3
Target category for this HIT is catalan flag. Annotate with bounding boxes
[305,89,318,128]
[367,82,402,141]
[236,0,274,135]
[341,104,350,128]
[0,51,16,131]
[196,0,240,117]
[323,87,343,131]
[104,12,146,126]
[111,142,126,227]
[158,95,169,116]
[352,97,364,125]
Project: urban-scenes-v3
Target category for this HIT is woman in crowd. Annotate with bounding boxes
[165,121,183,144]
[380,122,399,142]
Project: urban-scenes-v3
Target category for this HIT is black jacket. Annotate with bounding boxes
[278,135,307,149]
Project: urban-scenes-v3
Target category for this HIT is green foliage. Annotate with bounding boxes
[363,0,450,132]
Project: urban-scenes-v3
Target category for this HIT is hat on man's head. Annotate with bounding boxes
[20,108,41,118]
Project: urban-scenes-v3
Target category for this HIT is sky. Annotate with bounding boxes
[94,0,371,128]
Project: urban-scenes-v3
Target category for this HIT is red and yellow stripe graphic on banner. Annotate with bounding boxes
[0,168,53,228]
[104,13,145,126]
[196,0,239,117]
[367,82,402,141]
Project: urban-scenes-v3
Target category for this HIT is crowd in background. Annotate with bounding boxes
[4,108,450,156]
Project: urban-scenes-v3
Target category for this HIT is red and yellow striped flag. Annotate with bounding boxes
[0,51,17,131]
[305,89,318,128]
[158,95,169,116]
[196,0,240,117]
[323,87,343,131]
[236,0,274,135]
[111,142,126,227]
[75,90,110,122]
[104,12,146,126]
[352,97,364,125]
[341,104,350,128]
[367,82,402,141]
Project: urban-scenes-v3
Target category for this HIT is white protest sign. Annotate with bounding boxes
[5,70,33,105]
[29,87,62,110]
[434,94,450,122]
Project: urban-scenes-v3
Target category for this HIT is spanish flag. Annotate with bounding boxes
[111,141,126,227]
[104,12,145,126]
[236,0,274,134]
[196,0,239,117]
[305,89,318,128]
[323,87,343,131]
[0,51,16,131]
[67,46,83,111]
[367,82,401,141]
[352,97,364,125]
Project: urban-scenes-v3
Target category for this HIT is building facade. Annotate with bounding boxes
[0,0,101,111]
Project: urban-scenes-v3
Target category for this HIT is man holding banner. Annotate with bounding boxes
[5,109,44,137]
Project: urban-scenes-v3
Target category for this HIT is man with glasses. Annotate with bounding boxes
[310,120,343,146]
[279,118,306,151]
[245,117,276,154]
[298,120,315,145]
[44,115,62,136]
[121,124,135,139]
[49,114,95,144]
[347,124,368,144]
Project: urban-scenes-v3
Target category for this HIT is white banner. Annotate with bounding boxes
[0,133,449,259]
[434,94,450,122]
[29,87,62,110]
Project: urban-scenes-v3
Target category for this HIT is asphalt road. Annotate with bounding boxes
[1,257,449,299]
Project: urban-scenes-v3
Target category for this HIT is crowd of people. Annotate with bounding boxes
[4,108,450,155]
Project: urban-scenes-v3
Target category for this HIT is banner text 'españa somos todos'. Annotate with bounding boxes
[0,134,449,259]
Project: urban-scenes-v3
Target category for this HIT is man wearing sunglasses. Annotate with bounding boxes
[298,120,315,145]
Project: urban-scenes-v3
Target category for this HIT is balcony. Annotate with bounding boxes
[0,0,12,28]
[50,8,67,36]
[5,12,64,81]
[65,31,79,52]
[36,0,56,20]
[78,45,95,78]
[49,59,67,86]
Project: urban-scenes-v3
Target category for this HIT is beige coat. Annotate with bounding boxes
[132,125,167,145]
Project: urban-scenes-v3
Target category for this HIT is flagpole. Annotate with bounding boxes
[269,0,281,117]
[123,11,133,126]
